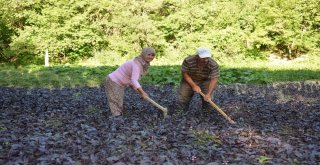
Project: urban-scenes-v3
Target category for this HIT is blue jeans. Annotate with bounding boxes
[178,79,212,112]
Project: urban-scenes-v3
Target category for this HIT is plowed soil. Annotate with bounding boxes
[0,81,319,164]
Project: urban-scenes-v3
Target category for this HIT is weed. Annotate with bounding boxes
[72,92,81,99]
[86,106,102,114]
[257,156,272,164]
[0,126,7,132]
[192,130,222,146]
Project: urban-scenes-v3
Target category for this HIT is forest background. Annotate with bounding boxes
[0,0,319,87]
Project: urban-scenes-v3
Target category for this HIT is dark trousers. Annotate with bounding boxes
[177,79,212,112]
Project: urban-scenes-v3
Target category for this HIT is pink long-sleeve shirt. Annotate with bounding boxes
[108,60,143,89]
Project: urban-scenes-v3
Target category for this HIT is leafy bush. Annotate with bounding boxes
[0,0,319,65]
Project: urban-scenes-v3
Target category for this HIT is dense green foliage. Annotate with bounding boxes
[0,0,319,65]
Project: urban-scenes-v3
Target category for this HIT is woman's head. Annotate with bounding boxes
[140,47,156,62]
[134,47,156,75]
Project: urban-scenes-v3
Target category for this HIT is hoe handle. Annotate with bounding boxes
[200,92,236,124]
[144,96,168,116]
[135,89,168,117]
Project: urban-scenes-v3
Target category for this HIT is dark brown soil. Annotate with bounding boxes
[0,81,319,164]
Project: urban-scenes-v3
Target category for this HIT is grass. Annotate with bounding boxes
[0,64,116,88]
[0,54,319,88]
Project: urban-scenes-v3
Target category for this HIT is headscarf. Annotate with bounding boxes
[134,47,155,75]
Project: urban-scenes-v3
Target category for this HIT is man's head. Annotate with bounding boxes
[196,48,211,58]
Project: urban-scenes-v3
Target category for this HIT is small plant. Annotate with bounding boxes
[257,156,272,164]
[2,141,11,147]
[86,106,102,114]
[0,126,7,132]
[192,130,222,146]
[72,92,81,99]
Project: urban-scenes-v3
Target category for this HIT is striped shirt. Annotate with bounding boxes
[181,55,219,82]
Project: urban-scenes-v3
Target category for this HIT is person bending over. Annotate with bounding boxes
[105,48,156,117]
[178,47,220,115]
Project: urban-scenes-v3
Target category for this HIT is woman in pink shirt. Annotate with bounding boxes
[105,48,155,117]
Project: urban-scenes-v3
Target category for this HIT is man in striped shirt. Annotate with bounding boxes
[178,48,220,114]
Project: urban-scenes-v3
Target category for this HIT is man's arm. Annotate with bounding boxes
[203,77,218,101]
[182,71,201,93]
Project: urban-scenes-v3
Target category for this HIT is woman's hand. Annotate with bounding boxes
[137,87,148,98]
[140,92,148,99]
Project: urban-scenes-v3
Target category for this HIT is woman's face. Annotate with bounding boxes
[144,53,155,62]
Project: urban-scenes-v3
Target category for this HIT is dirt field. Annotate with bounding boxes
[0,81,319,164]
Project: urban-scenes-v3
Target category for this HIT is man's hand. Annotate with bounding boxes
[203,93,212,102]
[182,71,201,93]
[192,85,202,93]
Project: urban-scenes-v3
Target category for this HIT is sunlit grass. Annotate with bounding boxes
[0,65,115,88]
[224,53,320,69]
[0,54,319,88]
[219,54,320,83]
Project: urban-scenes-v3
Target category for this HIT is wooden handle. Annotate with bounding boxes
[135,89,168,117]
[200,92,236,124]
[144,96,168,116]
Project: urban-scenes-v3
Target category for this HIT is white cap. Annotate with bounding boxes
[196,48,211,58]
